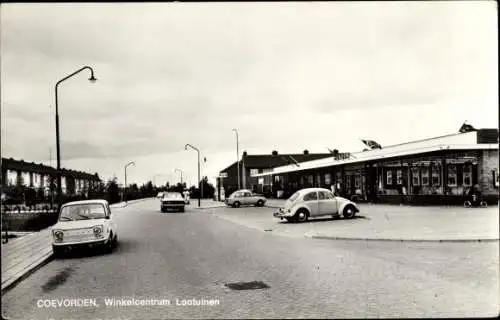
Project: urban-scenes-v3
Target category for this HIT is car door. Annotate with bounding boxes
[243,191,253,205]
[303,191,319,216]
[318,191,338,215]
[106,204,117,233]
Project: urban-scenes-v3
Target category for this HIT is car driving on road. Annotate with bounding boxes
[161,192,185,212]
[273,188,359,222]
[51,199,118,256]
[225,189,267,208]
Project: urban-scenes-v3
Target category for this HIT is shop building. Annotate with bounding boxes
[251,129,499,205]
[217,151,333,198]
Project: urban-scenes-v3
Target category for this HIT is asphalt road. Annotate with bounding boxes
[2,199,498,319]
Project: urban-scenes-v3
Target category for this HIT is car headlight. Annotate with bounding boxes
[53,230,64,242]
[93,225,104,238]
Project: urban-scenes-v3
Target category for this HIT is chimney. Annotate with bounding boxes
[303,149,309,155]
[272,150,278,156]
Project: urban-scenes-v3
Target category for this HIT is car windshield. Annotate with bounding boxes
[163,193,182,199]
[289,191,301,203]
[59,203,107,221]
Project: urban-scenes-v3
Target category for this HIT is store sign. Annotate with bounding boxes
[219,172,228,178]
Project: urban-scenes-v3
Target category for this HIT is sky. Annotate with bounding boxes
[1,1,498,187]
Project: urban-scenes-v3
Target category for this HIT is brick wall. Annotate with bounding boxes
[478,149,499,196]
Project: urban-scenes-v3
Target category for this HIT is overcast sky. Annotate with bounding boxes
[1,1,498,187]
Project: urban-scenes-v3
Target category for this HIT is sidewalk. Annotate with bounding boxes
[210,202,500,243]
[193,199,227,209]
[0,198,151,293]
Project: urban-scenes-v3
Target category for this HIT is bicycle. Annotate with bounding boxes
[464,195,488,208]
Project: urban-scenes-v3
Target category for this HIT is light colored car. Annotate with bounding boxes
[161,192,185,212]
[273,188,359,222]
[156,192,164,199]
[225,189,267,208]
[51,200,118,256]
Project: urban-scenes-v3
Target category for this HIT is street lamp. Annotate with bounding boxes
[185,144,201,207]
[174,169,183,185]
[232,128,240,190]
[55,66,97,208]
[124,161,135,203]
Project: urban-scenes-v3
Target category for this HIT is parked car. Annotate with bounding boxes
[161,192,185,212]
[225,189,267,208]
[51,199,118,256]
[273,188,359,222]
[156,192,164,199]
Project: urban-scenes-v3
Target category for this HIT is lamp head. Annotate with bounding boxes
[88,75,97,83]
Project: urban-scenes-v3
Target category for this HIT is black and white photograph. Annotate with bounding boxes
[0,1,498,319]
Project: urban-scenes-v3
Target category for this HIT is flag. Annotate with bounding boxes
[459,122,477,133]
[361,139,382,149]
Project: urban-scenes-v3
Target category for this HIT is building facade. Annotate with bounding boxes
[1,157,100,198]
[218,151,334,198]
[251,129,499,205]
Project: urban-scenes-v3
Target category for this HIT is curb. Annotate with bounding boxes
[304,234,500,243]
[1,250,53,295]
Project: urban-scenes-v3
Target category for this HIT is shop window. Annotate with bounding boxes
[346,175,351,189]
[324,173,331,185]
[316,174,321,186]
[386,170,392,185]
[274,175,280,182]
[258,178,264,185]
[354,175,360,188]
[421,168,429,186]
[307,175,313,185]
[494,170,499,188]
[447,165,457,187]
[412,168,420,186]
[463,165,472,187]
[431,166,440,186]
[396,169,403,185]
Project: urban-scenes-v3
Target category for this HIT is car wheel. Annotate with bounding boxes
[480,201,488,208]
[105,233,115,253]
[52,245,64,258]
[343,205,356,219]
[233,201,241,208]
[463,201,472,208]
[256,200,264,207]
[295,209,309,223]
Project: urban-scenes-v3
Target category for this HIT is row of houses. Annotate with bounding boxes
[217,128,499,205]
[1,157,100,197]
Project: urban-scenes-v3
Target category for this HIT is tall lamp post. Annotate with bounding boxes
[185,144,201,207]
[124,161,135,203]
[232,128,240,190]
[55,66,97,208]
[174,169,183,186]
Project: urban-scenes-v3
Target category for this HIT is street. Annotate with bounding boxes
[2,199,499,319]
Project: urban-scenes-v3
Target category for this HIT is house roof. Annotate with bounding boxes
[252,130,499,177]
[218,153,333,174]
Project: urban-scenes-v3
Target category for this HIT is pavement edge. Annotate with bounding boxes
[303,233,500,243]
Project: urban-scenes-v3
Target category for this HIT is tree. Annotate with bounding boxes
[200,176,215,199]
[105,177,120,204]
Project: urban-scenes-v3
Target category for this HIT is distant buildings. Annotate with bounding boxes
[218,129,499,205]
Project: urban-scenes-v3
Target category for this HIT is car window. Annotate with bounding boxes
[318,191,327,200]
[59,204,106,221]
[303,192,318,201]
[324,191,335,200]
[289,191,300,202]
[244,192,251,197]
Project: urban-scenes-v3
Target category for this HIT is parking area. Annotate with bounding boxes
[203,203,500,241]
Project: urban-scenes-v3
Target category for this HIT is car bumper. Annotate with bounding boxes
[273,208,292,218]
[52,238,109,250]
[162,204,184,210]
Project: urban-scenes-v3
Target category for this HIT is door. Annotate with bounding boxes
[303,191,319,216]
[318,191,337,215]
[242,191,252,205]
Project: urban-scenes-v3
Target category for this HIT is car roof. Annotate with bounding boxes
[62,199,109,206]
[297,188,331,193]
[236,189,253,192]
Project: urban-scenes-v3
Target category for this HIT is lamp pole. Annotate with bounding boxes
[174,169,183,185]
[185,144,201,207]
[55,66,97,208]
[124,161,135,203]
[232,128,240,190]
